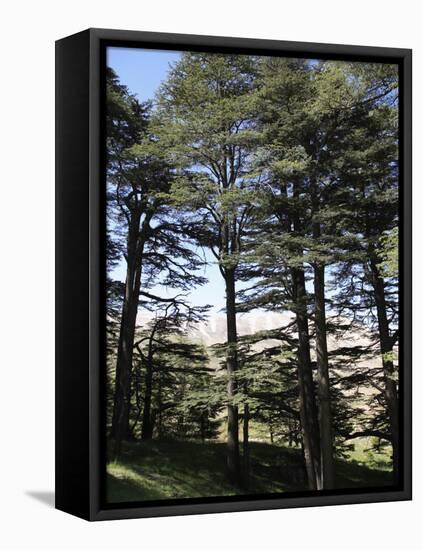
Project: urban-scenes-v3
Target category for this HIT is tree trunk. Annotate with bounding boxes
[150,410,157,438]
[310,178,335,489]
[288,422,293,447]
[370,257,399,480]
[225,268,241,484]
[314,263,335,489]
[141,350,154,440]
[243,403,250,485]
[200,411,206,442]
[292,266,321,490]
[310,179,335,489]
[157,372,163,439]
[111,210,145,457]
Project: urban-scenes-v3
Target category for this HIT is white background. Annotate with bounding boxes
[0,1,419,548]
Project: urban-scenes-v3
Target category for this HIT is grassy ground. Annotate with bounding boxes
[106,439,393,503]
[346,437,393,471]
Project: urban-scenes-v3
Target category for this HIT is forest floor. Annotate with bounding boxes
[106,439,393,503]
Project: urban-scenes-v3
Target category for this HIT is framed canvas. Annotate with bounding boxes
[55,28,412,521]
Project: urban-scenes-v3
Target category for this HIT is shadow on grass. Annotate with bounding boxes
[335,458,394,489]
[106,439,393,504]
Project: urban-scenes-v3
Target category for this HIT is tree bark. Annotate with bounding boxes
[310,177,335,489]
[111,210,146,457]
[292,266,321,490]
[200,411,206,442]
[157,372,163,439]
[314,263,335,489]
[243,403,250,484]
[225,268,241,484]
[141,348,154,440]
[286,179,321,489]
[370,256,399,480]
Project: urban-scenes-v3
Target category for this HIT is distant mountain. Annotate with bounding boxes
[134,308,385,413]
[135,308,381,360]
[189,311,292,346]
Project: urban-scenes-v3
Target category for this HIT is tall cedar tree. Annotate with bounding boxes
[256,59,362,489]
[155,53,259,484]
[329,63,399,477]
[106,68,206,456]
[244,58,333,488]
[239,58,396,489]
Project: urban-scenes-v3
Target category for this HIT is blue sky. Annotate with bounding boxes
[107,46,227,314]
[107,47,181,103]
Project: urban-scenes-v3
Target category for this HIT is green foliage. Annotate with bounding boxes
[153,53,261,275]
[379,228,399,278]
[105,54,400,495]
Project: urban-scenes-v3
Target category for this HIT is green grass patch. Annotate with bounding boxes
[106,438,393,503]
[345,437,393,471]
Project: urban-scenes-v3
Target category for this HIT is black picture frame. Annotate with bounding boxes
[55,28,412,521]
